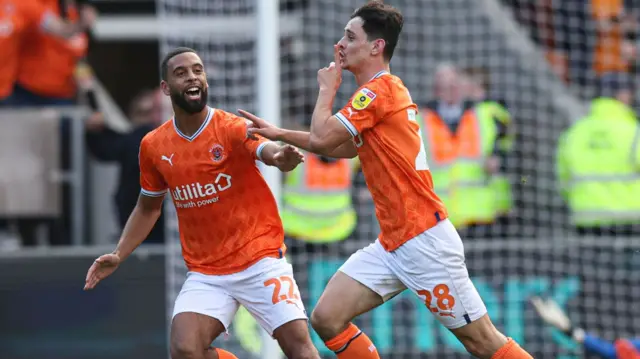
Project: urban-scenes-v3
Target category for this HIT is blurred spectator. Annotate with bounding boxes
[557,72,640,236]
[10,0,96,106]
[508,0,556,48]
[417,63,469,208]
[591,0,638,76]
[507,0,571,82]
[460,67,515,234]
[85,88,166,244]
[417,64,512,238]
[0,0,94,106]
[0,0,95,246]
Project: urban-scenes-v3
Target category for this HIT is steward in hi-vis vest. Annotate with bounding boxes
[557,73,640,236]
[558,98,640,230]
[282,151,357,251]
[418,98,513,235]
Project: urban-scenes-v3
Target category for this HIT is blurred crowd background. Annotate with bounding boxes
[0,0,639,358]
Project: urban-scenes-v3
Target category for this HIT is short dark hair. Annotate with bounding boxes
[351,1,404,61]
[161,47,197,80]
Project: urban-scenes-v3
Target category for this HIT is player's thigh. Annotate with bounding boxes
[392,220,488,330]
[231,257,309,337]
[171,272,240,356]
[273,319,320,359]
[312,241,405,338]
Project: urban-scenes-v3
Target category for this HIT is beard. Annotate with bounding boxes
[170,86,208,114]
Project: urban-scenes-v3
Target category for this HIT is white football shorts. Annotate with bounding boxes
[172,257,307,335]
[339,219,487,329]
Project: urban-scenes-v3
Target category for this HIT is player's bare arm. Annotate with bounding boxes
[308,45,354,153]
[271,128,356,158]
[259,142,305,172]
[238,109,358,158]
[324,139,358,158]
[267,128,356,158]
[83,194,164,290]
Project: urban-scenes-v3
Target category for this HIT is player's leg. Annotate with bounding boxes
[310,272,384,358]
[394,219,532,359]
[311,241,406,359]
[171,313,237,359]
[272,319,319,359]
[449,314,529,359]
[171,272,241,359]
[230,256,319,359]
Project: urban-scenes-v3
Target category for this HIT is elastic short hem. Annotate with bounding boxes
[172,309,232,333]
[443,310,488,330]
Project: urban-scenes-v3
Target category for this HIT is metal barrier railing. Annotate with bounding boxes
[0,106,89,246]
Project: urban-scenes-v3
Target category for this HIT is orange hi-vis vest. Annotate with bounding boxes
[281,152,356,242]
[616,339,640,359]
[418,106,498,227]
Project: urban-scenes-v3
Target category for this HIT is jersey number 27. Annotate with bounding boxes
[408,108,429,170]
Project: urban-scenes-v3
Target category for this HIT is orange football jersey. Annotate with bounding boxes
[139,107,285,275]
[335,71,448,251]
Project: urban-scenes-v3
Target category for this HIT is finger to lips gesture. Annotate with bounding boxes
[317,45,343,92]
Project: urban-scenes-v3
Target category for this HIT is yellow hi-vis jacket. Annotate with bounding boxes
[418,100,513,227]
[557,97,640,226]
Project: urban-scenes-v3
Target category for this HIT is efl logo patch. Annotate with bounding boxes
[351,88,376,110]
[210,144,226,163]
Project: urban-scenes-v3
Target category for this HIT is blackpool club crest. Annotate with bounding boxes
[210,144,225,163]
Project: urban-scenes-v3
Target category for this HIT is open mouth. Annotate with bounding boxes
[184,86,202,101]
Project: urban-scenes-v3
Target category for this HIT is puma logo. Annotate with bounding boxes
[347,107,354,118]
[161,154,174,166]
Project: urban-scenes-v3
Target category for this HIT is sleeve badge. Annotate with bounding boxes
[351,87,377,110]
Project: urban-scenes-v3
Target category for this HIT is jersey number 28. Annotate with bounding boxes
[408,108,429,170]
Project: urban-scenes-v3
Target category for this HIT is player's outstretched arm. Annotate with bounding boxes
[238,109,357,158]
[267,128,356,159]
[84,194,164,290]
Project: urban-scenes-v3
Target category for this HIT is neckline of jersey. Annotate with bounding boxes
[370,70,389,81]
[172,107,214,142]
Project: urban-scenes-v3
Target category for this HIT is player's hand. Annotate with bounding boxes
[317,45,343,93]
[79,5,98,30]
[273,144,304,172]
[530,296,572,332]
[84,253,121,290]
[238,109,283,141]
